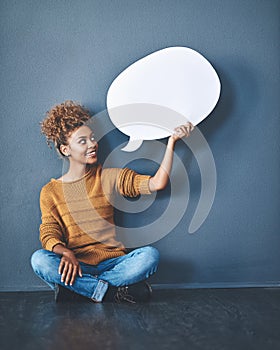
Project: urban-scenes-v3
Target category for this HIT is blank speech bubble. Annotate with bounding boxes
[106,46,221,151]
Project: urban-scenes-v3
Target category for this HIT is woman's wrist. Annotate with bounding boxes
[53,244,72,256]
[167,136,176,148]
[62,249,74,256]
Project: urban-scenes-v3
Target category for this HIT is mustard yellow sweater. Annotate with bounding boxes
[39,164,151,264]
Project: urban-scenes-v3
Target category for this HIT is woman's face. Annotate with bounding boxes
[62,125,98,165]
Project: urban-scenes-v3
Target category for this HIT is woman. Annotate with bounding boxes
[31,100,194,303]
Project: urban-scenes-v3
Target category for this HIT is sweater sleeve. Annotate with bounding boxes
[116,168,152,197]
[39,186,66,251]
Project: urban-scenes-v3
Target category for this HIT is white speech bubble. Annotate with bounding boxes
[106,46,221,151]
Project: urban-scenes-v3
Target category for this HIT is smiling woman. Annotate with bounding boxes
[57,126,98,182]
[31,100,193,304]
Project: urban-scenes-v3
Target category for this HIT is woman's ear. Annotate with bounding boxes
[60,144,70,157]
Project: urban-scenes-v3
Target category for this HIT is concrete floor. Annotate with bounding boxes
[1,287,280,350]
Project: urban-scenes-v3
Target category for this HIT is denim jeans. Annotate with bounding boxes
[31,246,159,302]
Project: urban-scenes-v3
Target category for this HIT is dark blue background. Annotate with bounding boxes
[1,0,279,290]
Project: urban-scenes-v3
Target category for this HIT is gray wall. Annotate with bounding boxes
[0,0,279,291]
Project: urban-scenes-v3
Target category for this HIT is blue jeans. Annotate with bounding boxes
[31,246,159,302]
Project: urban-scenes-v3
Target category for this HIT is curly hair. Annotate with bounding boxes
[40,100,92,156]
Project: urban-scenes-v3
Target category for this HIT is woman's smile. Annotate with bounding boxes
[85,147,97,159]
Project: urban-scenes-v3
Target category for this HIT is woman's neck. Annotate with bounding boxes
[61,163,91,182]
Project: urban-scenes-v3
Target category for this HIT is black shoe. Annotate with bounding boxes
[54,284,89,303]
[114,286,136,304]
[126,281,153,302]
[104,281,152,304]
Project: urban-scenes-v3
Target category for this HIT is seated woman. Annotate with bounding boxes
[31,100,194,303]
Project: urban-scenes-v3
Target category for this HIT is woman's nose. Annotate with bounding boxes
[87,139,97,147]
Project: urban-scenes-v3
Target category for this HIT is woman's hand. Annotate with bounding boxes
[58,250,82,286]
[170,122,194,142]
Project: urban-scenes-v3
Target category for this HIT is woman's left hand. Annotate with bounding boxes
[170,122,194,142]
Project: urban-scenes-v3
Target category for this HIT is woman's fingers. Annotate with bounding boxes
[183,123,193,136]
[69,265,79,286]
[60,260,69,283]
[58,259,66,277]
[78,265,83,278]
[174,126,187,138]
[175,123,194,138]
[59,258,72,284]
[64,263,73,286]
[58,255,82,286]
[174,126,184,137]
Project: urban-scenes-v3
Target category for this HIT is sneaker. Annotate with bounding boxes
[114,286,136,304]
[104,281,152,304]
[126,281,153,302]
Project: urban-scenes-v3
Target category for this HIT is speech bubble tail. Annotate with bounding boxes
[121,139,143,152]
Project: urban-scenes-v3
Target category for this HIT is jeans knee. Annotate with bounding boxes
[30,250,40,269]
[142,246,160,266]
[30,249,50,273]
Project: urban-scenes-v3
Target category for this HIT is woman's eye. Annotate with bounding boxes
[79,139,86,144]
[91,136,95,141]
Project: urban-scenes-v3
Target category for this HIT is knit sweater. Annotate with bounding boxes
[39,164,152,265]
